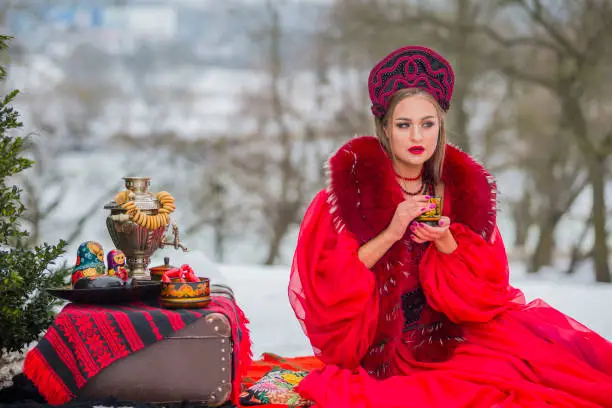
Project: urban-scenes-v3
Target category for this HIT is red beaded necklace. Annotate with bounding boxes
[394,167,424,181]
[396,167,435,197]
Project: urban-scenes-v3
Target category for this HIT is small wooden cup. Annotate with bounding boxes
[415,197,442,226]
[159,277,211,309]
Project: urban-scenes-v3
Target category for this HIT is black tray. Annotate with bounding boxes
[45,281,162,304]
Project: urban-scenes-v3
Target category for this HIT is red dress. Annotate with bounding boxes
[288,137,612,408]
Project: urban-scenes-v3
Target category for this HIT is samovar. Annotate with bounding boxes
[104,177,187,280]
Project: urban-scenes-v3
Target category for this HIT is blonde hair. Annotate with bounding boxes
[374,88,447,186]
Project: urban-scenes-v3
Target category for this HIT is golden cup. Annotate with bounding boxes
[415,197,442,226]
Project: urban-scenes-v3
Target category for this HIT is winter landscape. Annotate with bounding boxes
[1,0,612,399]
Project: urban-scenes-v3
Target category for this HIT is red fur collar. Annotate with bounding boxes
[324,135,497,366]
[326,136,497,244]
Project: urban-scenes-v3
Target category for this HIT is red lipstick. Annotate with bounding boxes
[408,146,425,154]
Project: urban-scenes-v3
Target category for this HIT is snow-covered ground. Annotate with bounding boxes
[212,262,612,360]
[1,256,610,391]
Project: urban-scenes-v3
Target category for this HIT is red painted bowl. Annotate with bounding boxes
[159,277,210,309]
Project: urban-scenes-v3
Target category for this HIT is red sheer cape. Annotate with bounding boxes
[288,191,612,408]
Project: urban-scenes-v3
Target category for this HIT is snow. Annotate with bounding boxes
[3,2,611,365]
[217,261,612,360]
[2,257,607,390]
[220,264,312,358]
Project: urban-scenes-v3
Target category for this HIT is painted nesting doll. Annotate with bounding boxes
[72,241,106,286]
[107,249,129,282]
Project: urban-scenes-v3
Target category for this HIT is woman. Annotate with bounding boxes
[288,46,612,407]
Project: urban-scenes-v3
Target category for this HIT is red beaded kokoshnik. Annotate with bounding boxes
[368,45,455,118]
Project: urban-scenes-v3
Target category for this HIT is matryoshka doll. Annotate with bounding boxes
[72,241,106,286]
[107,249,129,282]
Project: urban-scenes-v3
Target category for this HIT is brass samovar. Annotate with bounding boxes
[104,177,187,280]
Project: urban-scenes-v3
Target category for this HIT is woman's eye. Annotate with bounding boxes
[396,123,410,129]
[423,121,435,128]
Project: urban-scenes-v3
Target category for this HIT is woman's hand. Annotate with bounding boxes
[385,195,436,242]
[410,216,458,253]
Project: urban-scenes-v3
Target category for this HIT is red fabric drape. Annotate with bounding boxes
[289,191,612,408]
[419,223,524,324]
[288,190,379,370]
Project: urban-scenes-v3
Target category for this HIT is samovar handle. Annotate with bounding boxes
[160,222,189,252]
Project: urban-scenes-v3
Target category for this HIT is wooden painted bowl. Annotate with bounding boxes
[159,278,211,309]
[415,197,442,226]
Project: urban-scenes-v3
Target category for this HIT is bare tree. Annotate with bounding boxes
[502,83,589,272]
[237,0,320,264]
[483,0,612,281]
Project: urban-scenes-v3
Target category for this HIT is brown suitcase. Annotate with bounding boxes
[79,310,234,406]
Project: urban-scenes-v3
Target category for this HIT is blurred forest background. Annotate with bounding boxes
[1,0,611,282]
